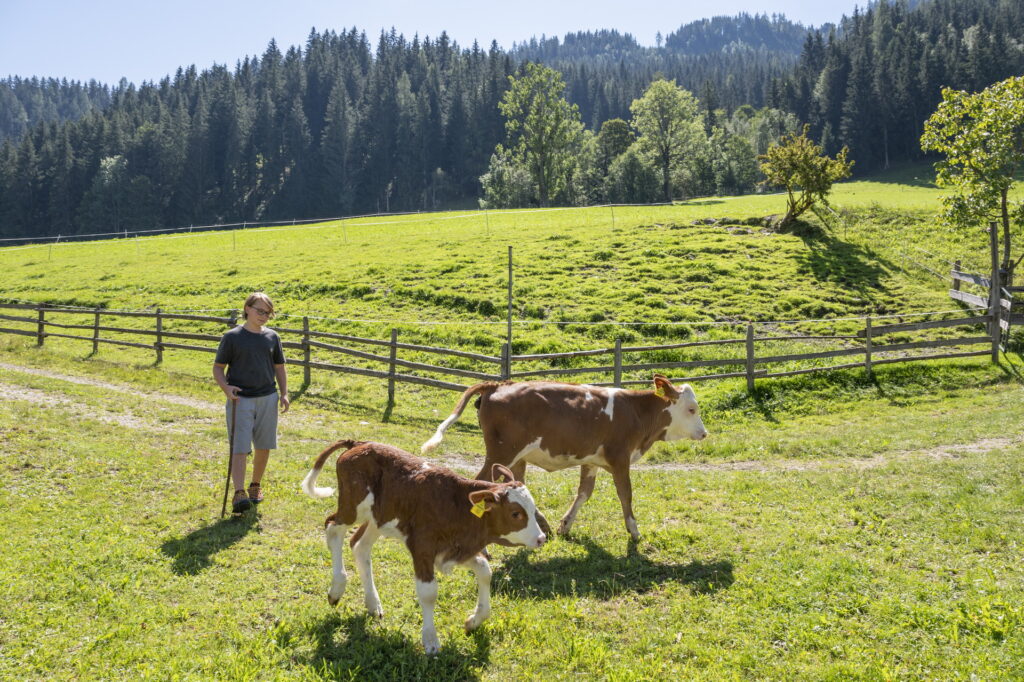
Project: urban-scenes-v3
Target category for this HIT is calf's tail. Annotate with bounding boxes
[301,439,363,499]
[420,382,499,454]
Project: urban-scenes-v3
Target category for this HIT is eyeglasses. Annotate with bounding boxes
[249,306,272,317]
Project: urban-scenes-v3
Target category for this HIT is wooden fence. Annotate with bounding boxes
[0,301,998,400]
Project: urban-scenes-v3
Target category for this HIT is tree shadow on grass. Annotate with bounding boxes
[160,512,260,575]
[491,535,733,600]
[299,612,490,681]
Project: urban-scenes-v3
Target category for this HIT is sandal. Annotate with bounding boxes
[232,489,252,514]
[248,482,264,505]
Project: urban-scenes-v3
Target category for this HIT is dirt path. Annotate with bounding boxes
[1,361,1017,470]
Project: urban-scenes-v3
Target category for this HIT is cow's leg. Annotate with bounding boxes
[351,523,384,618]
[415,576,441,654]
[609,461,640,540]
[558,465,597,535]
[325,519,349,605]
[463,553,492,632]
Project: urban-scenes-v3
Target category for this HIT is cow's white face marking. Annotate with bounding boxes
[501,486,546,548]
[663,384,708,441]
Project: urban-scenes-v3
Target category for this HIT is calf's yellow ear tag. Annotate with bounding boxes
[654,385,666,398]
[470,498,488,517]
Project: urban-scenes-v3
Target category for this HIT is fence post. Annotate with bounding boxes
[864,316,872,379]
[952,259,961,292]
[745,323,755,392]
[614,338,622,388]
[990,221,1001,360]
[92,310,100,354]
[155,308,163,364]
[387,328,399,404]
[610,204,616,230]
[302,316,311,386]
[36,305,45,347]
[501,343,511,380]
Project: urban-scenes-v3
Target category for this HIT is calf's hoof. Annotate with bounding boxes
[464,610,489,633]
[422,637,441,655]
[327,592,340,606]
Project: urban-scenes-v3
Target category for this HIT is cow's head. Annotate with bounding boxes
[468,465,546,548]
[652,374,708,442]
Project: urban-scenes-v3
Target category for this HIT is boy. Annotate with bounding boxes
[213,292,289,513]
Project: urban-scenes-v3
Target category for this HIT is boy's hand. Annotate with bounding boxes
[280,394,290,414]
[224,385,241,400]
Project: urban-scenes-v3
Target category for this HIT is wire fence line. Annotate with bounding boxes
[0,299,1003,400]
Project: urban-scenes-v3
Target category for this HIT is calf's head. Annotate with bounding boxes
[653,374,709,442]
[468,464,546,548]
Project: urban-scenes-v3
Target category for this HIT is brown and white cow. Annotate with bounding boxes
[421,374,708,541]
[302,439,545,655]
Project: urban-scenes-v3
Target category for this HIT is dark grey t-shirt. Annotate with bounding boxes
[215,325,285,397]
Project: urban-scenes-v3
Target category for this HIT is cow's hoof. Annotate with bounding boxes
[464,610,489,632]
[423,638,441,655]
[366,603,384,619]
[327,593,340,606]
[557,519,573,535]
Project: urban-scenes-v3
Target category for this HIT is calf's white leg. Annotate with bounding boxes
[416,579,442,654]
[325,522,348,605]
[463,554,492,632]
[352,524,383,618]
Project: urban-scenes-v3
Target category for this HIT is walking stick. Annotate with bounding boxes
[220,398,238,518]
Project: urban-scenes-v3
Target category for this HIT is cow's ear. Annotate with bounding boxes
[652,374,677,401]
[492,463,517,483]
[468,489,499,516]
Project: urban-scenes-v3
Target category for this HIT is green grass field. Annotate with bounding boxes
[2,167,1023,680]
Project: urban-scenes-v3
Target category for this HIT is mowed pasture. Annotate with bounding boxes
[2,169,1024,680]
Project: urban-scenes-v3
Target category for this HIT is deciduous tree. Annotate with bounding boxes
[759,124,852,227]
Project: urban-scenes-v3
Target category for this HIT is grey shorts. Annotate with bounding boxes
[225,393,279,453]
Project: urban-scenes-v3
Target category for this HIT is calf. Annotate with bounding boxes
[301,439,545,655]
[421,374,708,540]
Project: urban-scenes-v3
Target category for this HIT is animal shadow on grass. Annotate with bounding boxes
[300,612,490,681]
[160,512,259,575]
[492,535,733,600]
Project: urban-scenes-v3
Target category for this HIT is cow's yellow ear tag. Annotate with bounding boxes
[654,385,666,398]
[470,498,488,517]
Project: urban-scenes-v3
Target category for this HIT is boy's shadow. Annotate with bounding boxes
[492,535,733,599]
[160,513,259,575]
[300,612,490,681]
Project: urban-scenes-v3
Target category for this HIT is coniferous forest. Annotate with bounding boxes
[0,0,1022,239]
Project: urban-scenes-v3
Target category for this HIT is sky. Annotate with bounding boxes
[1,0,863,86]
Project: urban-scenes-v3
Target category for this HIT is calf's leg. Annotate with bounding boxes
[325,519,349,605]
[351,523,384,618]
[415,578,441,654]
[609,461,640,541]
[463,554,492,632]
[558,465,597,535]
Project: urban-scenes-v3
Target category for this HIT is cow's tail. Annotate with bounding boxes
[420,382,500,454]
[301,439,364,499]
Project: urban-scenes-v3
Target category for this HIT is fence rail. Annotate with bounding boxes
[0,301,1001,404]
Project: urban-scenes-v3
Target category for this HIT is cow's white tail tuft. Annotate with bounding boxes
[420,413,457,454]
[301,466,335,499]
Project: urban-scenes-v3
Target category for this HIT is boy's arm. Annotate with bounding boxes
[274,364,289,413]
[213,363,240,400]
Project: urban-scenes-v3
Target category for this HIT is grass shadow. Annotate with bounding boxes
[492,535,733,600]
[290,380,311,404]
[299,612,489,681]
[160,512,260,575]
[793,224,896,295]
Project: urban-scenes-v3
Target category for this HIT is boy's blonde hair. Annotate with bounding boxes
[242,292,275,319]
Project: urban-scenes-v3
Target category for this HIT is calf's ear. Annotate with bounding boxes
[491,463,517,483]
[468,489,500,515]
[652,374,678,400]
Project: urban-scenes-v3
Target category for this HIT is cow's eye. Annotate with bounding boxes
[511,511,522,520]
[689,407,696,414]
